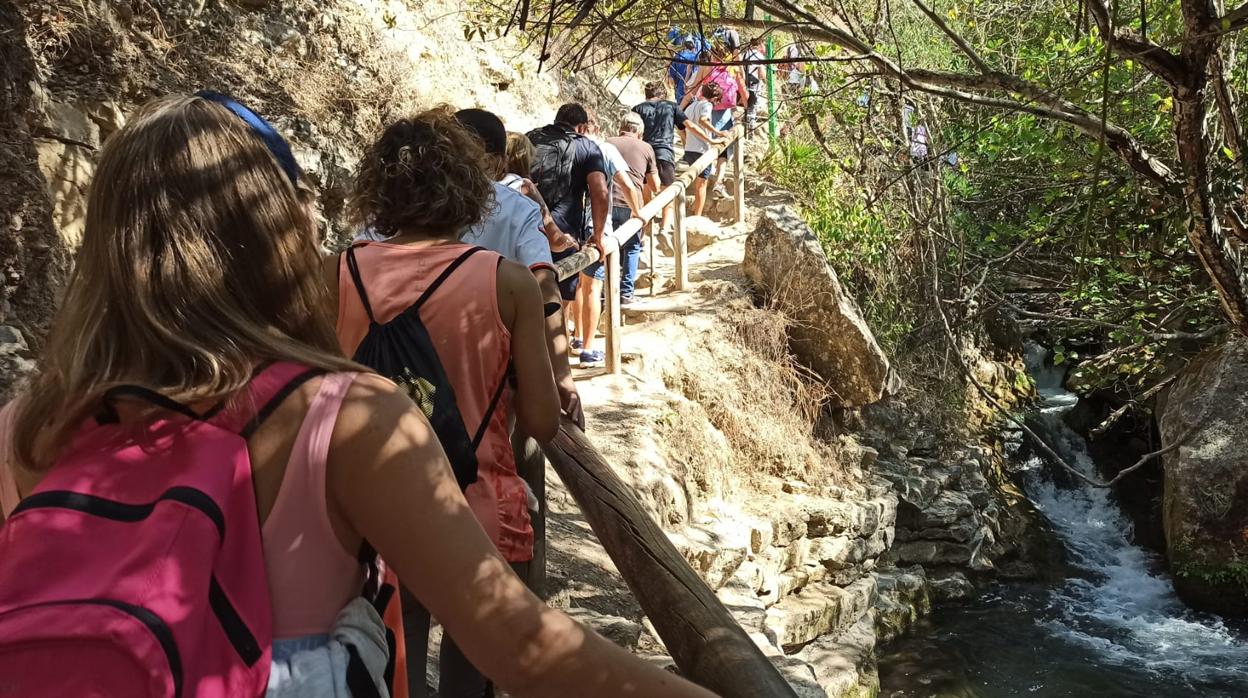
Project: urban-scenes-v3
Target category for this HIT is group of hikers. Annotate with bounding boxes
[0,31,760,696]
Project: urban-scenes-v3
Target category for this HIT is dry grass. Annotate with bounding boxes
[660,303,844,486]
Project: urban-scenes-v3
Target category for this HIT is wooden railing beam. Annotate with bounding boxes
[543,419,799,698]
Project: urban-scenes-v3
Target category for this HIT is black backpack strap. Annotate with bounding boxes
[355,539,398,692]
[238,367,326,439]
[98,386,203,423]
[411,247,486,313]
[345,246,378,324]
[470,364,512,451]
[345,643,383,698]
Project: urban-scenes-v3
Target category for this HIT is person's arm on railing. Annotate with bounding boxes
[587,171,610,256]
[682,118,721,146]
[614,169,643,218]
[328,381,716,698]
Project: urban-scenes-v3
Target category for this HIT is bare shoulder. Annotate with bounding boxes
[496,258,539,291]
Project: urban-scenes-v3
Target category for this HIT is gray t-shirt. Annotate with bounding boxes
[683,100,714,154]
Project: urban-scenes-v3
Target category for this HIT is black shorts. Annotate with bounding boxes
[682,150,714,179]
[657,159,676,186]
[552,247,580,301]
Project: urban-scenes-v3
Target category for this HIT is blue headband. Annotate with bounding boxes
[195,90,300,185]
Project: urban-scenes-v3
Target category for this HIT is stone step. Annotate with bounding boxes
[763,578,878,652]
[794,610,880,698]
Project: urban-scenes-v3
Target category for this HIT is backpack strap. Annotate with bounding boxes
[97,386,203,424]
[471,364,512,452]
[344,245,377,324]
[207,362,326,436]
[411,247,486,313]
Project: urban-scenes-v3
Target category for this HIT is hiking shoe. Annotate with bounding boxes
[579,350,605,366]
[713,184,731,199]
[621,295,636,307]
[571,337,583,351]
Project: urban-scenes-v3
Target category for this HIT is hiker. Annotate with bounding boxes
[633,82,720,235]
[525,105,610,356]
[680,34,747,200]
[505,131,580,256]
[0,93,713,698]
[667,33,701,105]
[605,112,660,304]
[454,108,583,429]
[741,36,766,135]
[568,116,643,366]
[682,82,730,217]
[335,107,710,698]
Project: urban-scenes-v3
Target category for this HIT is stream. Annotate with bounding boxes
[877,347,1248,697]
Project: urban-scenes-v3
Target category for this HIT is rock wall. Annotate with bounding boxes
[1158,339,1248,617]
[3,0,563,396]
[0,1,71,394]
[743,206,899,407]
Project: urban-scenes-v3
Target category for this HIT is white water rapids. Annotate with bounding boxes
[1020,345,1248,688]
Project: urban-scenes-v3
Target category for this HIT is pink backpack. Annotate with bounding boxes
[708,66,740,109]
[0,362,322,697]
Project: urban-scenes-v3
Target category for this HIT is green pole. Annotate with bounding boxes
[765,17,777,143]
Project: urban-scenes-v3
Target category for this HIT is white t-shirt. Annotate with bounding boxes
[742,48,765,85]
[683,100,714,154]
[786,45,804,85]
[589,140,631,236]
[461,181,554,272]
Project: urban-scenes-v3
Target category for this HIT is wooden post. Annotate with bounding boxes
[542,419,798,698]
[733,135,747,224]
[604,248,622,373]
[511,429,546,598]
[674,188,688,291]
[647,219,656,296]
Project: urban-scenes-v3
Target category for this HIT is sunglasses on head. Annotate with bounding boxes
[195,90,301,186]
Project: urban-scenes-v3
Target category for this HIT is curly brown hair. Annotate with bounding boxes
[350,106,494,238]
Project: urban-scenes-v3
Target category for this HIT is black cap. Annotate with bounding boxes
[454,108,507,155]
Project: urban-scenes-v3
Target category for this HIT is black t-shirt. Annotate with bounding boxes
[632,100,688,164]
[547,131,606,241]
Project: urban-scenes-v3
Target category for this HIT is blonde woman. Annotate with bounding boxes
[0,93,714,698]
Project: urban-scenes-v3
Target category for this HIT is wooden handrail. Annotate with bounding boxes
[554,127,746,282]
[543,417,798,698]
[556,127,747,374]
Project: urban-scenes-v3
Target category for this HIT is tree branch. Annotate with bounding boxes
[1223,2,1248,32]
[909,0,992,74]
[1084,0,1188,84]
[718,7,1181,192]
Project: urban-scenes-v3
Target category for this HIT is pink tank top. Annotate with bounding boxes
[0,372,364,639]
[337,241,533,562]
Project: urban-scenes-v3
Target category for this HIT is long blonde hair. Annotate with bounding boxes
[14,94,356,470]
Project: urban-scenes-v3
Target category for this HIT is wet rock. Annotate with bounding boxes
[874,567,929,643]
[743,206,899,407]
[928,571,975,601]
[1158,340,1248,617]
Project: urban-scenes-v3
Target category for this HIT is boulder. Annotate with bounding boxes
[1158,340,1248,617]
[743,206,898,407]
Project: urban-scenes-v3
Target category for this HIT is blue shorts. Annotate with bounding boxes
[683,150,714,179]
